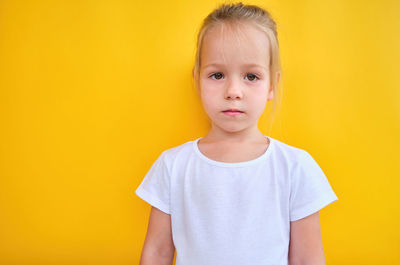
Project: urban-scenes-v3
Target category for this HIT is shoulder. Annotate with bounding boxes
[158,137,197,168]
[161,138,195,158]
[269,136,310,166]
[271,138,329,186]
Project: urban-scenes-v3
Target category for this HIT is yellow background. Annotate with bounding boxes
[0,0,399,264]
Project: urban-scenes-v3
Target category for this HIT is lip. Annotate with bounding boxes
[223,108,243,112]
[222,109,244,116]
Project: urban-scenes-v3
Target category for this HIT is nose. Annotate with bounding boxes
[224,77,243,100]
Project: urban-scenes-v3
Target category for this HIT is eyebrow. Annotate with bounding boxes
[202,63,267,70]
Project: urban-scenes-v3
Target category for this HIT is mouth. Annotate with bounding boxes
[223,109,244,113]
[223,109,243,112]
[222,109,244,116]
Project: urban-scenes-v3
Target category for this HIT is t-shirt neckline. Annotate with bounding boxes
[192,135,274,167]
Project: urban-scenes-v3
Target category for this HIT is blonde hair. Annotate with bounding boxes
[192,2,283,131]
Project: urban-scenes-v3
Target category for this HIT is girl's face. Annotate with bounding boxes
[198,22,274,135]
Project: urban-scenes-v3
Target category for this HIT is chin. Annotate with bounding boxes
[216,123,249,133]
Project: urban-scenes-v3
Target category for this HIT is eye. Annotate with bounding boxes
[245,73,258,82]
[210,72,224,80]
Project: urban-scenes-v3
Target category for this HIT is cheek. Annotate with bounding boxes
[200,87,219,111]
[200,79,220,103]
[200,77,217,92]
[248,85,269,107]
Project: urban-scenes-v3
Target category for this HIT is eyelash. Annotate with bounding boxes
[209,72,259,82]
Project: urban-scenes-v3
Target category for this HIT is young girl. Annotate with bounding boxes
[135,2,338,265]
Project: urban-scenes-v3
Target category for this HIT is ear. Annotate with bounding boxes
[267,87,274,101]
[268,71,280,100]
[276,71,281,84]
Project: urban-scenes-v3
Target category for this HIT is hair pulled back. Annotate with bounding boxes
[192,2,282,125]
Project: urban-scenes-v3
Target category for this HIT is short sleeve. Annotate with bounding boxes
[135,151,171,214]
[289,150,339,221]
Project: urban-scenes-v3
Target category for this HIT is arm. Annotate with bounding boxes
[139,206,175,265]
[288,211,326,265]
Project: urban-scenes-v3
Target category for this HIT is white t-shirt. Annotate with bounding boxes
[135,135,339,265]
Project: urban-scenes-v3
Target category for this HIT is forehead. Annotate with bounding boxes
[200,22,270,69]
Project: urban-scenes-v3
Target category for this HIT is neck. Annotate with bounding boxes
[203,122,265,143]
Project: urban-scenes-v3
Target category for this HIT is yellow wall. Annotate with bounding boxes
[0,0,399,264]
